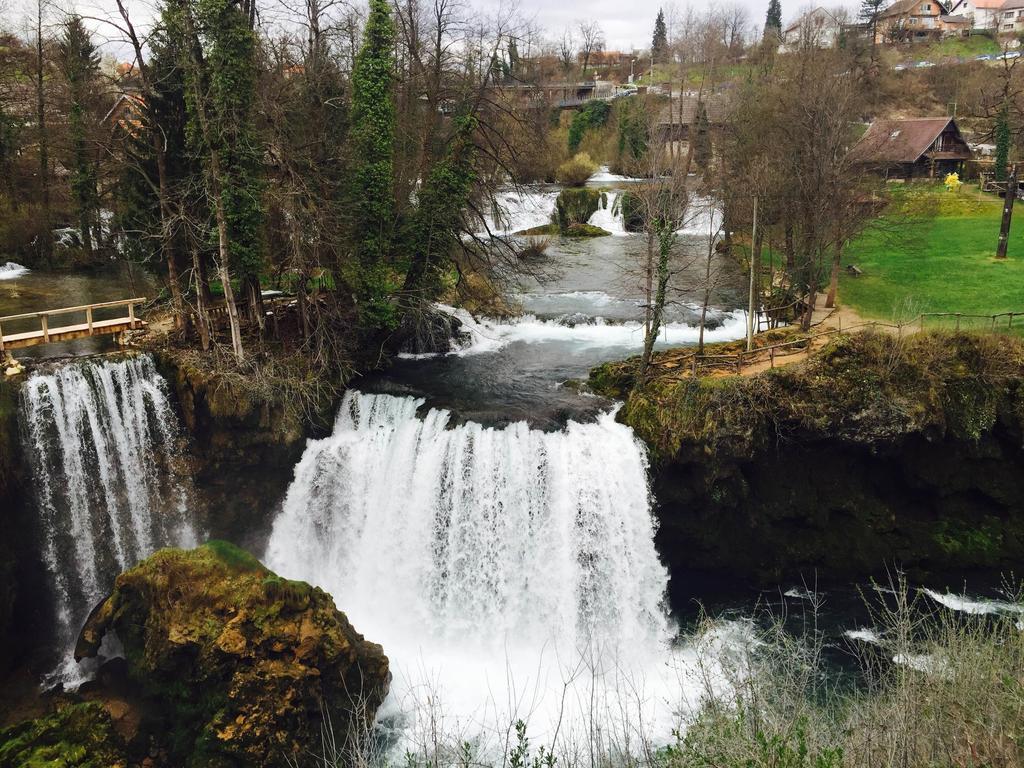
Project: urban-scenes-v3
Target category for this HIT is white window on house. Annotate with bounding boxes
[921,2,931,9]
[1007,10,1015,17]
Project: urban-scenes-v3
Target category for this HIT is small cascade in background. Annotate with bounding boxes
[587,191,630,235]
[482,189,559,236]
[0,261,29,280]
[266,391,734,750]
[22,354,199,684]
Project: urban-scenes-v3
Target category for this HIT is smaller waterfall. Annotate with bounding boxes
[22,354,198,683]
[587,191,630,236]
[0,262,29,280]
[482,190,559,236]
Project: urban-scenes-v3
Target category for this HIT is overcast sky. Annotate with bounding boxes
[16,0,853,60]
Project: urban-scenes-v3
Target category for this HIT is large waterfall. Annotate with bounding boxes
[267,391,724,754]
[22,354,198,683]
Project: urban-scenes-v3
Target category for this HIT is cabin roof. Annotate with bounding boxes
[851,117,970,164]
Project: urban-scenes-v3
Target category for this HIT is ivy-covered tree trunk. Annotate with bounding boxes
[348,0,397,328]
[995,103,1010,183]
[400,115,477,304]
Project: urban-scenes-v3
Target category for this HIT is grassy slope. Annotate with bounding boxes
[840,186,1024,323]
[886,35,1000,64]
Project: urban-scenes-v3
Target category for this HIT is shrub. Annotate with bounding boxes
[554,187,605,232]
[555,152,598,187]
[567,100,611,153]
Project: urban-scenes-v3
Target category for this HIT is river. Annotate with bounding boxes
[4,181,1022,761]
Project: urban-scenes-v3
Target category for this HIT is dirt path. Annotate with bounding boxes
[646,295,891,381]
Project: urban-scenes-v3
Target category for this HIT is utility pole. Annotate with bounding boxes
[747,196,758,351]
[997,164,1017,260]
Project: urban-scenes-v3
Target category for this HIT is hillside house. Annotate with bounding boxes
[995,0,1024,30]
[781,8,843,50]
[850,117,972,178]
[876,0,963,41]
[948,0,1006,28]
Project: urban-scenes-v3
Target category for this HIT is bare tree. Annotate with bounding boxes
[557,26,575,74]
[577,20,603,76]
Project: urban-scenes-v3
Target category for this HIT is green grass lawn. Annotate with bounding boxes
[840,185,1024,326]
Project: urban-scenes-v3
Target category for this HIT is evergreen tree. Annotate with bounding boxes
[651,9,668,64]
[764,0,782,40]
[995,102,1011,182]
[57,16,100,256]
[196,0,264,301]
[507,38,520,78]
[348,0,397,327]
[859,0,886,58]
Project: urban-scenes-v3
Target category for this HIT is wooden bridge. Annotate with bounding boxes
[0,298,146,353]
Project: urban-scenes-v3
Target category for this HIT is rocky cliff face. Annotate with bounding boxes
[591,332,1024,593]
[73,541,390,767]
[155,352,334,553]
[0,376,48,679]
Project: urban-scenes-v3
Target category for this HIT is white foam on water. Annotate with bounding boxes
[587,191,631,236]
[266,391,753,755]
[481,189,558,236]
[445,305,750,356]
[844,628,882,645]
[0,261,29,280]
[588,165,642,183]
[921,588,1024,616]
[678,196,723,236]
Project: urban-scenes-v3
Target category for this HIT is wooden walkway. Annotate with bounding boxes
[0,298,146,352]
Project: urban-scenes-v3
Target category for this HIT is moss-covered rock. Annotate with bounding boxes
[591,332,1024,589]
[0,702,127,768]
[75,542,390,768]
[554,188,606,233]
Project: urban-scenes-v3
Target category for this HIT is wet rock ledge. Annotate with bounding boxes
[591,331,1024,592]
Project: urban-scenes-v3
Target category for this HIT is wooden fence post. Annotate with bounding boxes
[40,314,49,342]
[86,306,94,335]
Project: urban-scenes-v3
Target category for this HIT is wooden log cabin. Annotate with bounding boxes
[849,117,973,180]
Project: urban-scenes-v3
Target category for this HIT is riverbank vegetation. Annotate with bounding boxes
[592,330,1024,459]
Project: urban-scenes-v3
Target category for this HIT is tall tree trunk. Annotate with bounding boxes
[644,229,654,338]
[183,11,244,360]
[825,240,843,308]
[35,2,52,265]
[638,228,673,384]
[213,191,244,359]
[115,0,186,330]
[157,143,186,329]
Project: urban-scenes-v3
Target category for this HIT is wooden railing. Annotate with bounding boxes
[654,310,1024,378]
[0,297,147,352]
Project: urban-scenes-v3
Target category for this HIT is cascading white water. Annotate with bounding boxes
[266,391,732,754]
[588,191,630,236]
[22,354,198,684]
[0,261,29,280]
[482,190,560,236]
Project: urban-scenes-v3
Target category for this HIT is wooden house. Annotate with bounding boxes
[850,117,972,179]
